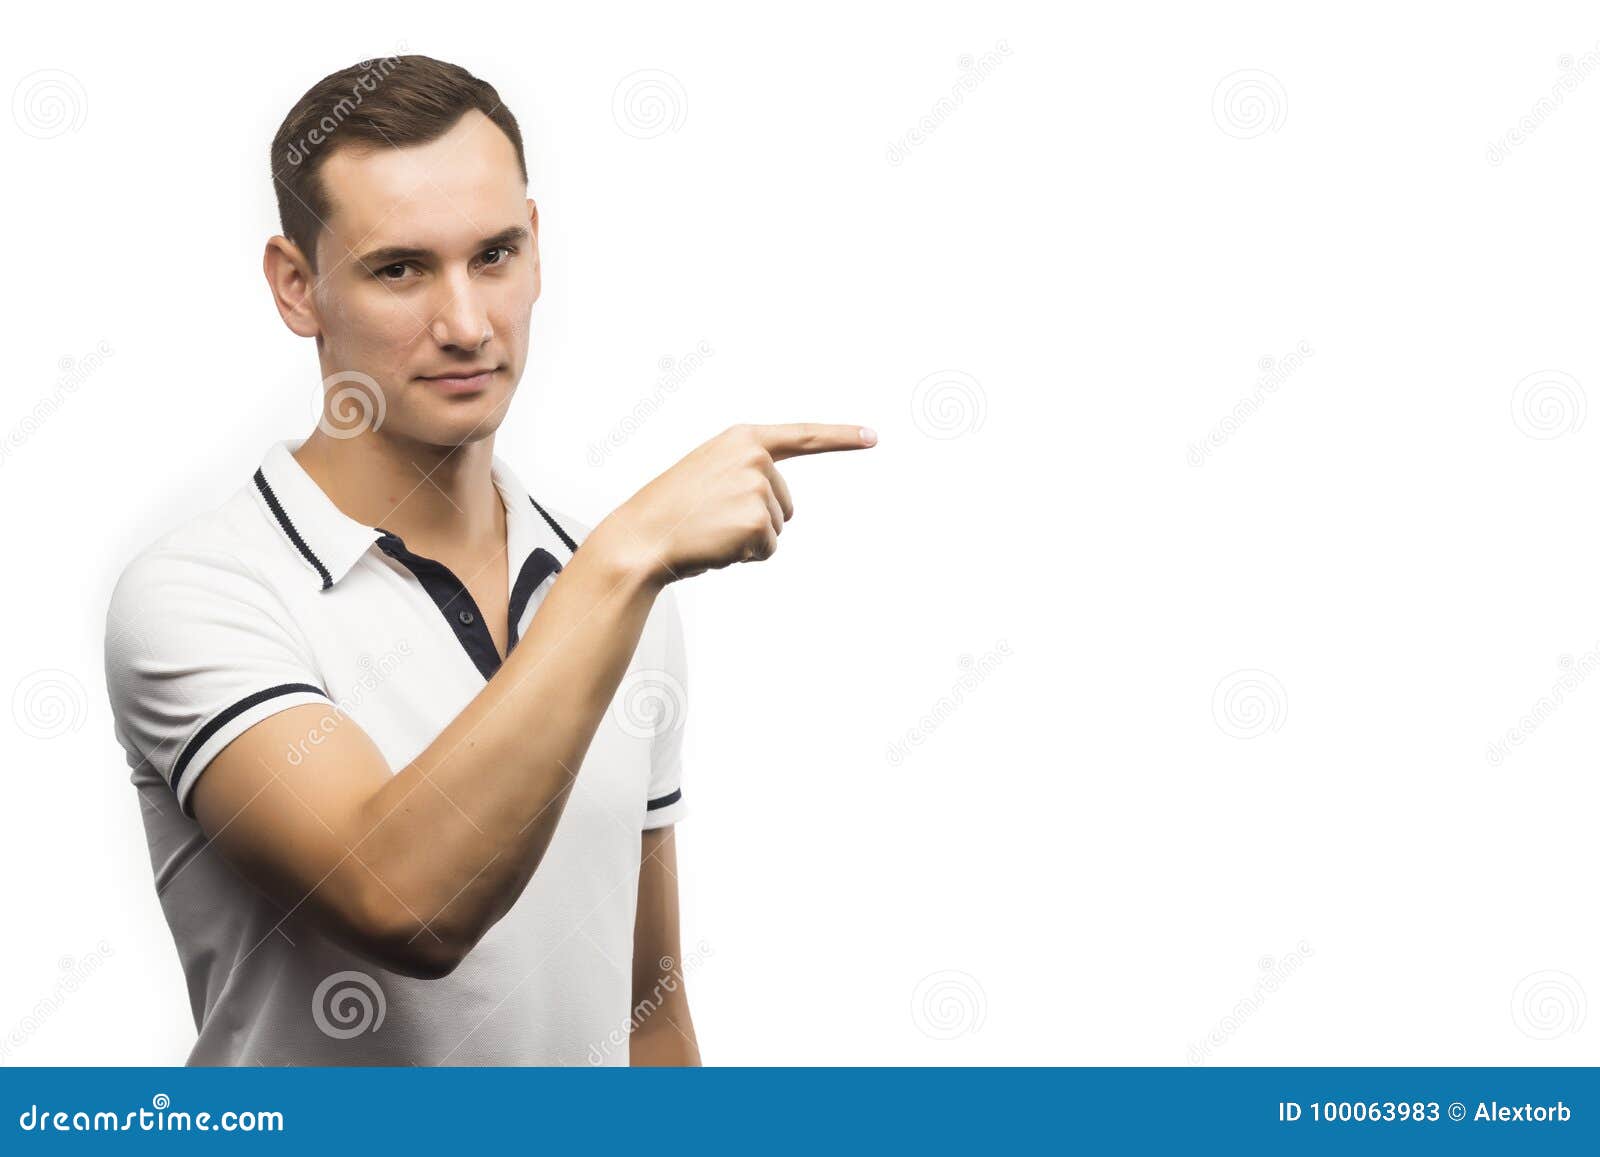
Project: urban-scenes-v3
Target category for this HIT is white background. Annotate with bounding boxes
[2,1,1596,1065]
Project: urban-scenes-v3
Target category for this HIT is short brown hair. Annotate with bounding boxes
[270,54,527,270]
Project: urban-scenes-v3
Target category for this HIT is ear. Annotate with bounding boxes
[263,235,322,339]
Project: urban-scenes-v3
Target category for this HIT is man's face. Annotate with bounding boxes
[308,109,537,448]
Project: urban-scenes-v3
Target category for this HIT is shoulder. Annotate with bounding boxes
[110,480,281,590]
[105,490,298,656]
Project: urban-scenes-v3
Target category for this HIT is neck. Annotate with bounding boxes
[292,426,504,556]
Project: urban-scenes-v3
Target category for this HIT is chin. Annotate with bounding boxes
[415,396,510,446]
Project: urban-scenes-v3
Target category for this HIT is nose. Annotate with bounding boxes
[426,269,492,352]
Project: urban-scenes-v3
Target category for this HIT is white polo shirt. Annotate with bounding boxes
[102,438,688,1066]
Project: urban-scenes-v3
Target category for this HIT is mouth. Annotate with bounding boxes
[417,366,500,395]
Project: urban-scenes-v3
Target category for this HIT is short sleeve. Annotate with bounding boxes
[103,548,332,818]
[642,583,688,829]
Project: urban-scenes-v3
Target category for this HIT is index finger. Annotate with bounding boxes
[756,423,878,461]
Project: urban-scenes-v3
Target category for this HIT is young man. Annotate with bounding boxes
[101,55,875,1066]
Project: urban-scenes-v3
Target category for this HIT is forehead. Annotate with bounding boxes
[317,109,525,258]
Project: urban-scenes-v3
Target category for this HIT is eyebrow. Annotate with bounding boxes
[355,225,531,269]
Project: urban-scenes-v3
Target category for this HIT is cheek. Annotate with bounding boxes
[497,279,537,348]
[326,290,420,359]
[512,265,539,314]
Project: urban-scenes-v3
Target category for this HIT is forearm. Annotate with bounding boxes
[629,999,701,1066]
[354,519,663,963]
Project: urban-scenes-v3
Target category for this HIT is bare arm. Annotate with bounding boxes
[629,825,701,1065]
[190,423,876,978]
[193,520,661,977]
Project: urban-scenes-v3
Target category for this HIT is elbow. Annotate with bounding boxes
[377,933,465,981]
[348,890,470,981]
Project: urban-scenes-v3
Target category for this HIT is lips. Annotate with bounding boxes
[418,367,498,395]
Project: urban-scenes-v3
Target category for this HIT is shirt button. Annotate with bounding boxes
[458,609,475,625]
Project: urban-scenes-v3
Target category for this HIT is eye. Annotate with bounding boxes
[478,245,515,268]
[374,262,415,282]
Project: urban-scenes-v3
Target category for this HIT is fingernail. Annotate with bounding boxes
[860,427,877,445]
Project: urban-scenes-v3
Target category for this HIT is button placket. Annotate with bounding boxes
[374,529,502,682]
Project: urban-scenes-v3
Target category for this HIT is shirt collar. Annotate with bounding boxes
[253,439,551,591]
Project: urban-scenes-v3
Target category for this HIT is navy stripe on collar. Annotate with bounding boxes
[507,548,564,652]
[254,468,333,590]
[530,496,579,555]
